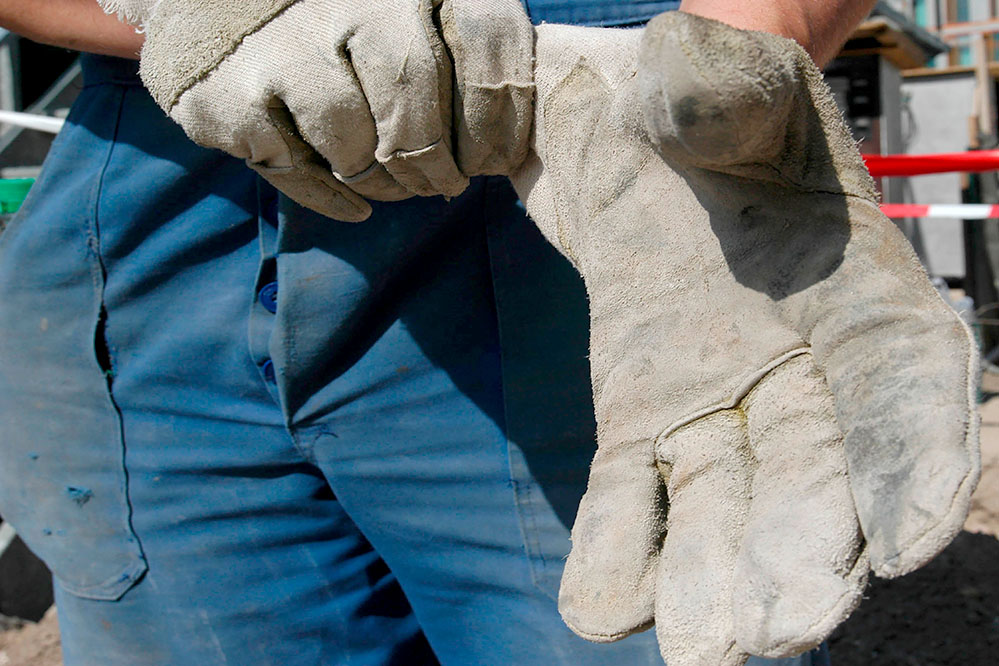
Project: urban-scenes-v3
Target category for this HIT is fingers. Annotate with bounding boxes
[654,411,751,666]
[167,0,473,215]
[438,0,535,177]
[558,438,664,643]
[170,63,372,222]
[734,354,867,657]
[277,85,413,204]
[785,200,980,578]
[636,8,976,584]
[248,118,372,223]
[347,2,468,198]
[265,1,412,203]
[636,12,797,169]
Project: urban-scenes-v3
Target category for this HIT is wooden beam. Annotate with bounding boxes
[839,18,930,70]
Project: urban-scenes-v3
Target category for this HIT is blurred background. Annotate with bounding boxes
[0,2,996,664]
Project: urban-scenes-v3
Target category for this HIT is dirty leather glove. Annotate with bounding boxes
[509,12,980,665]
[99,0,534,221]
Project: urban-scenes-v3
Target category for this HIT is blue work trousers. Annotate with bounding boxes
[0,1,830,664]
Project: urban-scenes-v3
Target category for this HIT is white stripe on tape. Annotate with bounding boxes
[931,204,993,218]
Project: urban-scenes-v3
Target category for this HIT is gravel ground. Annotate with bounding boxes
[2,383,998,666]
[0,607,60,666]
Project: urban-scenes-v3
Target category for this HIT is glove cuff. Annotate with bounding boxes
[98,0,161,27]
[136,0,299,111]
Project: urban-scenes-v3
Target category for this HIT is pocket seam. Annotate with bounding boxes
[55,558,148,602]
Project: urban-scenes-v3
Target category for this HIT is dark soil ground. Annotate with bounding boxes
[829,531,999,665]
[829,375,999,665]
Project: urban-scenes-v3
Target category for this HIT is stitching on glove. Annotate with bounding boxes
[875,318,980,576]
[381,138,449,163]
[655,347,811,445]
[467,81,536,92]
[337,161,382,184]
[562,616,655,644]
[553,210,579,267]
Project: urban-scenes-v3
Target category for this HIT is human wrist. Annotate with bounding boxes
[678,0,815,57]
[677,0,878,67]
[0,1,142,58]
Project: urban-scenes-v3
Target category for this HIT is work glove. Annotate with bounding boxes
[508,12,980,665]
[99,0,534,220]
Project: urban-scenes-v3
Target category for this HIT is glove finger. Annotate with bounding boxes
[559,438,664,642]
[654,411,751,666]
[170,83,371,222]
[734,353,867,658]
[637,11,797,169]
[349,8,468,198]
[782,199,979,578]
[638,11,978,576]
[250,162,372,223]
[254,103,373,221]
[276,90,412,203]
[438,0,535,176]
[257,2,411,203]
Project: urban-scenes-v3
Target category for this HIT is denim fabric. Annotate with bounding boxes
[1,56,438,665]
[524,0,680,25]
[0,12,828,666]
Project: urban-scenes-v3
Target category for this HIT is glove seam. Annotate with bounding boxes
[873,314,981,577]
[737,161,878,202]
[379,137,450,164]
[337,160,382,184]
[654,347,810,445]
[744,545,869,656]
[562,617,655,643]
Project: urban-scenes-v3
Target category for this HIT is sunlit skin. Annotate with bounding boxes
[0,0,142,58]
[679,0,879,67]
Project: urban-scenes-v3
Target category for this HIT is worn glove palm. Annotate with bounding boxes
[510,13,980,665]
[100,0,533,220]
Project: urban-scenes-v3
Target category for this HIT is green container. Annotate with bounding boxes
[0,178,34,233]
[0,178,33,213]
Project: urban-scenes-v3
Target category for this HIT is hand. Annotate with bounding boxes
[510,13,979,665]
[101,0,534,220]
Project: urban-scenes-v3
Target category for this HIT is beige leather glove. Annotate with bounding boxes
[100,0,533,221]
[510,12,979,665]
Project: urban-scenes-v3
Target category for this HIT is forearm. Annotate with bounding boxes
[0,0,142,59]
[679,0,878,66]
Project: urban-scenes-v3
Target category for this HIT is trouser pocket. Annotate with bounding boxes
[0,82,147,601]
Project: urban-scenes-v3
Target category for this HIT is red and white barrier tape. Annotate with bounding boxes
[863,151,999,177]
[880,203,999,219]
